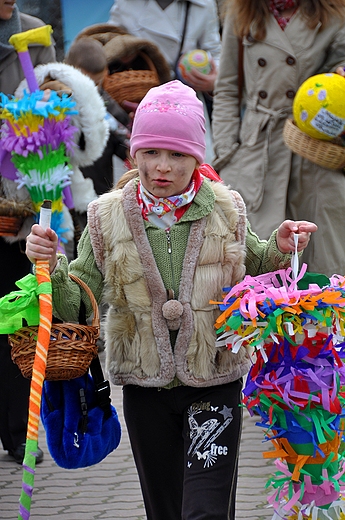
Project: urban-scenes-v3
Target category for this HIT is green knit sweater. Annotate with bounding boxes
[51,180,291,323]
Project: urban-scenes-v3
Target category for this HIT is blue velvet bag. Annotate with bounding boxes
[41,356,121,469]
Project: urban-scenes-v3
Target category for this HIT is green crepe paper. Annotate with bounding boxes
[11,143,68,176]
[340,442,345,458]
[258,393,339,448]
[18,438,38,520]
[222,314,242,333]
[290,441,321,457]
[297,272,330,290]
[287,457,340,485]
[11,144,71,205]
[0,274,51,334]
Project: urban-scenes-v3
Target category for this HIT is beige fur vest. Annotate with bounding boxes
[88,179,251,387]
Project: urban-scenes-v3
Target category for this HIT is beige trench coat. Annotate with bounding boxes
[212,11,345,277]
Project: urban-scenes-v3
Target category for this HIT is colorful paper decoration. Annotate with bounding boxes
[18,259,52,520]
[212,265,345,519]
[0,89,78,243]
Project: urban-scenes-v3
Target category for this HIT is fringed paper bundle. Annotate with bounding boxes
[212,264,345,519]
[0,89,78,242]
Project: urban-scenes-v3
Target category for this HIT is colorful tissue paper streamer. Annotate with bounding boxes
[18,260,52,520]
[0,89,78,242]
[212,264,345,519]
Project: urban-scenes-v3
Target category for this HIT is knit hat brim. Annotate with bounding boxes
[130,80,206,164]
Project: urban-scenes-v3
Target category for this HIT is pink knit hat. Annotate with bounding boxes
[130,80,206,164]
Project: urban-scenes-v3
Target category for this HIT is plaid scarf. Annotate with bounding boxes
[269,0,299,29]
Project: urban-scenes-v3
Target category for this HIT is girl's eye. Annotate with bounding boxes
[145,149,157,155]
[172,152,184,157]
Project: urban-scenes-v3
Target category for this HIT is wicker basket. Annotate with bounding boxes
[9,274,100,381]
[283,118,345,170]
[0,198,35,236]
[0,216,26,236]
[103,51,160,106]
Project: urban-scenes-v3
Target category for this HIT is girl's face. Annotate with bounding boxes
[134,148,198,197]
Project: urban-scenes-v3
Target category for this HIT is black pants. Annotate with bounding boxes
[0,239,31,452]
[123,380,243,520]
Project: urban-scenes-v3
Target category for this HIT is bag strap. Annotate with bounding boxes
[174,1,191,69]
[89,356,112,419]
[78,302,112,420]
[238,37,244,116]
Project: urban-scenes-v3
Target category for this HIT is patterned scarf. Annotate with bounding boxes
[137,169,203,230]
[269,0,299,30]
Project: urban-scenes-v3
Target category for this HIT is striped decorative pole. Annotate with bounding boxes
[18,202,52,520]
[3,26,75,519]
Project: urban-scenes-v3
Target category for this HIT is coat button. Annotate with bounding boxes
[286,56,295,65]
[286,89,295,99]
[258,58,266,67]
[259,90,268,99]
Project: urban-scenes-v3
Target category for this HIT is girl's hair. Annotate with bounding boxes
[115,169,138,190]
[225,0,345,40]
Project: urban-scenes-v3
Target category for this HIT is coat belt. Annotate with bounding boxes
[245,100,292,212]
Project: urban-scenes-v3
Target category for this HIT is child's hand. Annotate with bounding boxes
[26,224,59,273]
[276,220,318,253]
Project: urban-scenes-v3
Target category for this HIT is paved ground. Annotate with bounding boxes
[0,355,275,519]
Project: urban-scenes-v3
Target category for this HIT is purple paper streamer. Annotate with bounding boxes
[22,463,35,474]
[63,185,74,209]
[22,482,33,497]
[1,117,78,157]
[18,504,30,520]
[0,149,17,180]
[18,52,39,93]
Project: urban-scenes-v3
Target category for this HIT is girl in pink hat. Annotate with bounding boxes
[26,80,316,520]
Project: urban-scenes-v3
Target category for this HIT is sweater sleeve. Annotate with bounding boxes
[245,220,292,276]
[51,226,104,322]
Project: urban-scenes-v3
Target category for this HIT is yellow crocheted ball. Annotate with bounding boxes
[293,73,345,140]
[177,49,212,82]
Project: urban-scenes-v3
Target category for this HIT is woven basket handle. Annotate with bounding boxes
[68,273,100,332]
[137,51,157,74]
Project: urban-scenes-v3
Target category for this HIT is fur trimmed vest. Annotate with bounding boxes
[88,179,251,388]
